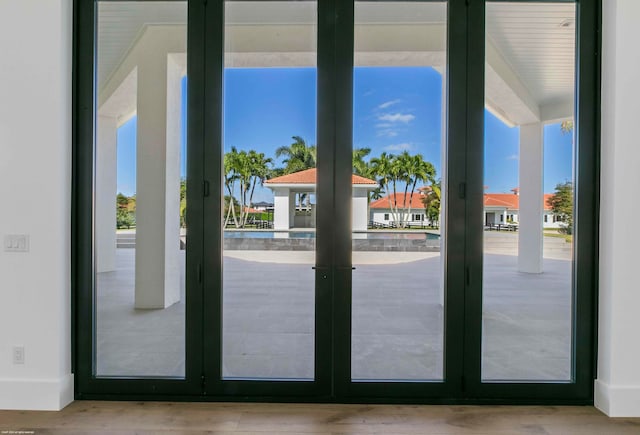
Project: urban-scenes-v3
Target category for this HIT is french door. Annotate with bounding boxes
[74,0,599,402]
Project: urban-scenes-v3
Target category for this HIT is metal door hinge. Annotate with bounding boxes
[458,182,466,199]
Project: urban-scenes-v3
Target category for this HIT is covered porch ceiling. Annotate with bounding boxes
[97,1,575,127]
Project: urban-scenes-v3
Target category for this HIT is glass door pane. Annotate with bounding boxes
[95,1,188,377]
[351,1,447,381]
[482,2,576,381]
[222,1,318,380]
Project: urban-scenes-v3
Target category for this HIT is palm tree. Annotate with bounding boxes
[422,179,441,228]
[242,150,273,226]
[353,147,372,177]
[224,148,241,228]
[227,148,274,228]
[275,136,316,173]
[179,178,187,228]
[370,152,401,225]
[371,152,436,228]
[402,153,436,227]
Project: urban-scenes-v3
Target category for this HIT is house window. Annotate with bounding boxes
[544,215,548,223]
[500,214,504,222]
[384,213,389,221]
[413,214,423,221]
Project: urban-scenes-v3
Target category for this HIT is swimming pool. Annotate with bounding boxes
[224,231,315,239]
[223,231,439,240]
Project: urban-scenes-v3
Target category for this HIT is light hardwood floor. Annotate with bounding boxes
[1,402,639,434]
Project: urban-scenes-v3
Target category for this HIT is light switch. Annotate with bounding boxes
[4,235,29,252]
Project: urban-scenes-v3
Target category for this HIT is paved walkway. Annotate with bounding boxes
[96,233,572,382]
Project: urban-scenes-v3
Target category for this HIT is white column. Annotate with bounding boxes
[352,188,369,231]
[439,68,447,306]
[96,115,117,273]
[134,51,182,309]
[596,0,640,417]
[517,123,543,273]
[273,188,291,230]
[289,191,297,228]
[311,199,317,228]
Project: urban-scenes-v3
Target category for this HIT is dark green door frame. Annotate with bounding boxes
[463,0,600,403]
[73,0,600,403]
[73,0,206,397]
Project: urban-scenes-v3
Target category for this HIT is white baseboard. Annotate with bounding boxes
[595,379,640,417]
[0,374,73,411]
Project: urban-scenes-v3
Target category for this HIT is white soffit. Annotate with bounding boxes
[97,1,575,124]
[486,2,576,111]
[97,2,187,88]
[97,2,446,89]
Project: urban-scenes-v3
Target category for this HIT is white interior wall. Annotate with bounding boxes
[0,0,74,410]
[595,0,640,418]
[1,0,640,417]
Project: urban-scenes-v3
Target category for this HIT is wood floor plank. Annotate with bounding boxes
[1,402,639,434]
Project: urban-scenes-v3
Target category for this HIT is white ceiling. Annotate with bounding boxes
[97,1,576,122]
[97,2,187,86]
[486,2,576,109]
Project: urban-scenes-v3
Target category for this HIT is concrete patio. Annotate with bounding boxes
[96,231,572,382]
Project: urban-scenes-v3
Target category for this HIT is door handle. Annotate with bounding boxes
[312,266,356,270]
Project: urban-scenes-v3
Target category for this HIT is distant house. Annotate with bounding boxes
[484,192,564,229]
[370,190,564,229]
[252,201,274,211]
[370,193,428,227]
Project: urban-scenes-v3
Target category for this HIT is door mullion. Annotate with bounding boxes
[330,0,355,398]
[460,0,485,397]
[186,0,208,395]
[442,0,474,398]
[202,0,224,394]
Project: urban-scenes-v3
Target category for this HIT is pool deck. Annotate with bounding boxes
[97,231,572,382]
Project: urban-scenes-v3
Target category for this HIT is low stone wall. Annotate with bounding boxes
[223,238,315,251]
[223,237,440,252]
[352,238,440,252]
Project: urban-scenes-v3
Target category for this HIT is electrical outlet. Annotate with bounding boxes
[4,235,29,252]
[13,346,25,365]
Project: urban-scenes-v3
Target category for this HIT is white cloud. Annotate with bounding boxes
[375,123,393,128]
[377,129,399,138]
[378,99,401,109]
[378,113,415,124]
[384,143,413,152]
[506,154,519,161]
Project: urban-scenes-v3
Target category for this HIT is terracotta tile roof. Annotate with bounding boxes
[370,193,427,209]
[371,192,555,210]
[351,173,379,185]
[484,193,554,210]
[265,168,377,185]
[484,193,519,208]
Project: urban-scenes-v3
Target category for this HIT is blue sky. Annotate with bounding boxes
[115,67,573,201]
